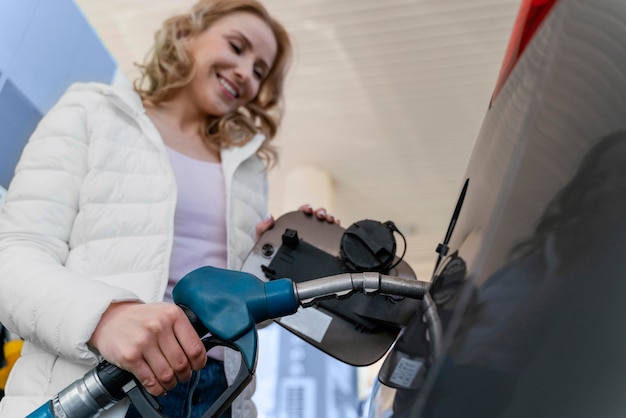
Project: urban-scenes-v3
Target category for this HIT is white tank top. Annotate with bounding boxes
[163,146,227,303]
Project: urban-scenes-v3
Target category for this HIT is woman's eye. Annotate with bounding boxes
[254,69,264,80]
[229,42,242,54]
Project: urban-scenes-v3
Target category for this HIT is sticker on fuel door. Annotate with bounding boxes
[389,357,423,388]
[279,307,331,343]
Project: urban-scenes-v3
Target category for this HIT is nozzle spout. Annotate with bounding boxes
[294,272,429,307]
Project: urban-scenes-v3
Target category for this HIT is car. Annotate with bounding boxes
[367,0,626,416]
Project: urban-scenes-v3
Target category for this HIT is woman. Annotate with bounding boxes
[0,0,333,416]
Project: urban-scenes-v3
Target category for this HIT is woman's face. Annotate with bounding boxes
[183,11,278,117]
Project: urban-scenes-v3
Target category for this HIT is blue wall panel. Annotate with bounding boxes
[0,0,38,73]
[8,0,116,114]
[0,0,117,188]
[68,22,118,93]
[0,80,43,188]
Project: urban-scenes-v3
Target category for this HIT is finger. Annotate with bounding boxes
[142,342,178,391]
[173,310,208,371]
[298,204,314,215]
[319,209,338,224]
[136,304,184,391]
[314,208,327,220]
[158,331,192,383]
[124,356,167,397]
[256,215,275,240]
[157,305,206,381]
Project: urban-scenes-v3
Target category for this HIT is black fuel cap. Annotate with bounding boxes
[340,219,397,272]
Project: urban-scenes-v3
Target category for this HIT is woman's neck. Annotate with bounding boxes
[145,94,203,136]
[144,99,221,163]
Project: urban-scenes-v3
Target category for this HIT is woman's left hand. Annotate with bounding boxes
[255,204,339,240]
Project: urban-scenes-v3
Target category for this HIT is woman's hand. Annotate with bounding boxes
[298,204,339,224]
[88,302,207,396]
[255,204,339,240]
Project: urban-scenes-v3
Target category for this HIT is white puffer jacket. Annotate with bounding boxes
[0,82,268,417]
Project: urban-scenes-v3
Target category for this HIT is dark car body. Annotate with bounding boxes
[371,0,626,416]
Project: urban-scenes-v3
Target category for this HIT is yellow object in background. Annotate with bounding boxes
[0,339,23,389]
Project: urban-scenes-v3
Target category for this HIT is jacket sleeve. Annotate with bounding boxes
[0,89,139,363]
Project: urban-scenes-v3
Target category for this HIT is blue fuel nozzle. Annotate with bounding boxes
[172,266,299,371]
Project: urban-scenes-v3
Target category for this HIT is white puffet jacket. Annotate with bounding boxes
[0,82,268,417]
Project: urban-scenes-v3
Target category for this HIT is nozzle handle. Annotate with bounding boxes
[173,266,299,342]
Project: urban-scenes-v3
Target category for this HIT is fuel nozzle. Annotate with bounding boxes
[173,268,431,342]
[173,267,299,357]
[173,267,440,371]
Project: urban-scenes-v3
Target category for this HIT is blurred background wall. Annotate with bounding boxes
[0,0,116,189]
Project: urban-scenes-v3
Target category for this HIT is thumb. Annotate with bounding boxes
[256,214,275,240]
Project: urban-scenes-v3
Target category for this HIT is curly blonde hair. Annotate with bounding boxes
[134,0,292,165]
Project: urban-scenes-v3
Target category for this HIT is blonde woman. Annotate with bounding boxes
[0,0,334,416]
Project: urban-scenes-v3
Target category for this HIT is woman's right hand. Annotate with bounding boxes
[88,301,207,396]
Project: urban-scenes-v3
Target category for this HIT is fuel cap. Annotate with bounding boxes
[340,219,397,272]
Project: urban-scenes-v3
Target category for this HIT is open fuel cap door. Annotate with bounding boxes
[240,211,421,366]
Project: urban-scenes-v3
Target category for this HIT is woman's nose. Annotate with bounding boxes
[234,60,253,84]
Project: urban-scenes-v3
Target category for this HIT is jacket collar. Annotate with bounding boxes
[68,82,267,169]
[221,133,266,177]
[68,82,145,117]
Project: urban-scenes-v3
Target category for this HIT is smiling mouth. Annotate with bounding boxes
[218,76,239,98]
